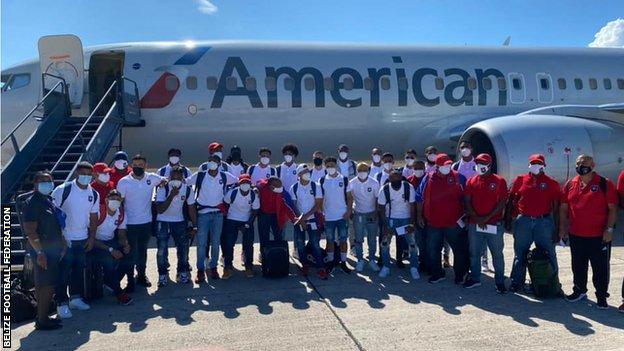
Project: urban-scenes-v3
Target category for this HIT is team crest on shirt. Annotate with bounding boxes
[219,179,223,184]
[489,183,497,190]
[88,195,93,202]
[309,189,314,195]
[339,182,343,187]
[181,195,186,201]
[367,187,372,192]
[147,180,151,185]
[447,177,455,184]
[539,182,548,190]
[292,170,297,175]
[590,184,599,192]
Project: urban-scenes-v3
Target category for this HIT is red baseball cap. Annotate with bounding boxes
[238,174,252,184]
[475,153,492,165]
[208,142,223,153]
[528,154,546,166]
[435,153,452,166]
[93,162,112,174]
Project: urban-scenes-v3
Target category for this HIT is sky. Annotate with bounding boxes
[1,0,623,68]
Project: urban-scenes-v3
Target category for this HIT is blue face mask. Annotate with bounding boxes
[77,175,93,186]
[37,182,54,195]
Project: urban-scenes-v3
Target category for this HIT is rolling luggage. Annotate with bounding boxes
[261,240,289,278]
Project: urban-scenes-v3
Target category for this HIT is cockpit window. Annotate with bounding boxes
[2,73,31,91]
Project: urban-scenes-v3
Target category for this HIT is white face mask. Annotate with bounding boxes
[372,155,381,163]
[405,158,415,166]
[207,161,218,170]
[284,155,293,163]
[108,200,121,211]
[339,152,348,160]
[414,170,425,178]
[260,157,270,165]
[169,180,182,188]
[528,164,544,175]
[326,167,337,176]
[114,160,127,170]
[272,186,283,193]
[169,156,180,164]
[383,162,393,171]
[357,172,368,180]
[300,173,310,181]
[439,165,451,175]
[213,152,223,159]
[427,154,437,162]
[98,173,110,183]
[460,148,471,157]
[239,183,251,192]
[476,164,489,176]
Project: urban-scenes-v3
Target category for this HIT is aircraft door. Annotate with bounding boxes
[88,50,125,115]
[536,73,553,104]
[508,73,525,104]
[38,34,84,107]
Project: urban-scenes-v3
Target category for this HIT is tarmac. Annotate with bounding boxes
[10,228,624,351]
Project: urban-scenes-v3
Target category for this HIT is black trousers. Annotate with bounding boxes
[122,222,152,277]
[569,234,611,299]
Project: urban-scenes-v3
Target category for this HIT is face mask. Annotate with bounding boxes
[213,152,223,159]
[284,155,293,163]
[300,173,310,181]
[327,167,337,176]
[357,172,368,180]
[98,173,110,183]
[476,164,489,176]
[405,158,415,166]
[207,161,218,171]
[383,162,393,171]
[528,164,543,175]
[114,160,127,170]
[77,174,93,185]
[439,165,451,175]
[313,157,323,166]
[169,156,180,165]
[339,152,348,160]
[576,165,592,176]
[37,182,54,195]
[108,200,121,211]
[260,157,270,165]
[414,170,424,178]
[272,186,283,193]
[390,180,402,189]
[169,180,182,188]
[372,155,381,163]
[460,148,471,157]
[239,183,251,192]
[427,154,437,162]
[132,167,145,177]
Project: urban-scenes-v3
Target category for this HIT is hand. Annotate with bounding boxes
[475,217,487,229]
[188,227,197,237]
[84,237,95,252]
[170,186,180,197]
[504,218,512,233]
[559,230,569,241]
[294,216,304,227]
[122,243,131,254]
[343,210,352,221]
[406,225,415,234]
[110,249,124,260]
[417,216,425,228]
[36,252,48,270]
[602,229,613,244]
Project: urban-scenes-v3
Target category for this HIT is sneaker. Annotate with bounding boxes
[509,283,522,293]
[410,267,420,280]
[157,274,168,287]
[379,266,390,278]
[56,304,72,319]
[210,268,220,280]
[35,319,62,330]
[618,302,624,313]
[69,297,90,311]
[222,268,233,280]
[565,291,587,302]
[443,255,451,268]
[136,274,152,287]
[340,262,352,274]
[244,268,254,278]
[300,265,310,277]
[194,270,206,284]
[428,275,446,284]
[178,272,191,284]
[117,292,134,306]
[596,297,609,309]
[496,284,508,294]
[317,268,329,280]
[355,261,365,272]
[368,261,380,272]
[463,279,482,289]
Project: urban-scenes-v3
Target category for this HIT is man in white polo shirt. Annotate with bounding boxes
[51,161,99,318]
[277,143,299,192]
[348,162,381,273]
[337,144,357,179]
[374,152,395,185]
[249,147,277,185]
[117,154,166,292]
[310,150,326,182]
[187,154,237,282]
[157,148,191,179]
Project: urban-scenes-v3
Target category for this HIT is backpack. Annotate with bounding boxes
[10,278,37,323]
[527,248,562,298]
[194,166,229,196]
[291,181,318,200]
[382,181,411,218]
[229,187,257,205]
[60,182,99,208]
[319,175,348,202]
[248,164,276,180]
[261,240,289,278]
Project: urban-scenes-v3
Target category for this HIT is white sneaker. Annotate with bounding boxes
[410,267,421,280]
[481,258,492,273]
[356,261,365,272]
[57,304,72,319]
[69,297,90,311]
[379,266,390,278]
[368,261,380,272]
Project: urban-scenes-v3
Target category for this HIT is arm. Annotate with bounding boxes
[85,212,98,251]
[156,187,179,214]
[603,203,618,243]
[117,228,130,254]
[23,221,49,270]
[344,191,354,220]
[558,203,569,241]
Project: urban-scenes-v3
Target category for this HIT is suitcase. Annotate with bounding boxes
[83,256,104,302]
[261,240,289,278]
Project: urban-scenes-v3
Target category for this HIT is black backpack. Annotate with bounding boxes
[158,165,190,178]
[10,278,37,323]
[261,240,289,278]
[381,181,411,218]
[527,248,562,298]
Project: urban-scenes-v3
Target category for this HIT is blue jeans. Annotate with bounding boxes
[56,239,87,304]
[380,218,418,268]
[415,226,427,269]
[325,219,348,244]
[157,221,190,275]
[294,223,324,268]
[353,212,378,261]
[510,215,558,286]
[468,224,505,284]
[93,239,123,295]
[427,225,469,280]
[223,219,255,268]
[197,212,224,270]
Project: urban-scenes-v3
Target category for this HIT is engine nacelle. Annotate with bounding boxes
[460,114,624,183]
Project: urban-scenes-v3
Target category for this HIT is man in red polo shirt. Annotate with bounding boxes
[91,163,114,205]
[559,154,618,309]
[617,170,624,313]
[415,153,469,284]
[507,154,561,292]
[463,153,508,293]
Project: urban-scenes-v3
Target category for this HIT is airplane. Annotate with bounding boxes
[1,35,623,182]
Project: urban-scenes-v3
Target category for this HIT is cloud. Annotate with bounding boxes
[196,0,218,14]
[589,18,624,47]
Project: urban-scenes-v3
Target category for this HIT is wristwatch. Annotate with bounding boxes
[606,227,614,233]
[108,247,114,253]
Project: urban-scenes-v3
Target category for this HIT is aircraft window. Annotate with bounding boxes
[304,77,315,91]
[284,77,295,91]
[323,77,334,91]
[265,77,277,91]
[363,77,373,91]
[497,77,507,91]
[467,77,477,90]
[342,77,354,90]
[482,78,492,90]
[165,76,179,91]
[589,78,598,90]
[206,76,218,90]
[226,76,237,91]
[380,76,391,90]
[245,77,257,91]
[603,78,612,90]
[435,77,445,90]
[186,76,197,90]
[557,78,566,90]
[617,79,624,90]
[4,73,30,91]
[540,78,549,90]
[512,78,522,90]
[574,78,583,90]
[397,77,408,91]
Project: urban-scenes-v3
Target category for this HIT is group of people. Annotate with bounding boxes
[21,140,624,330]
